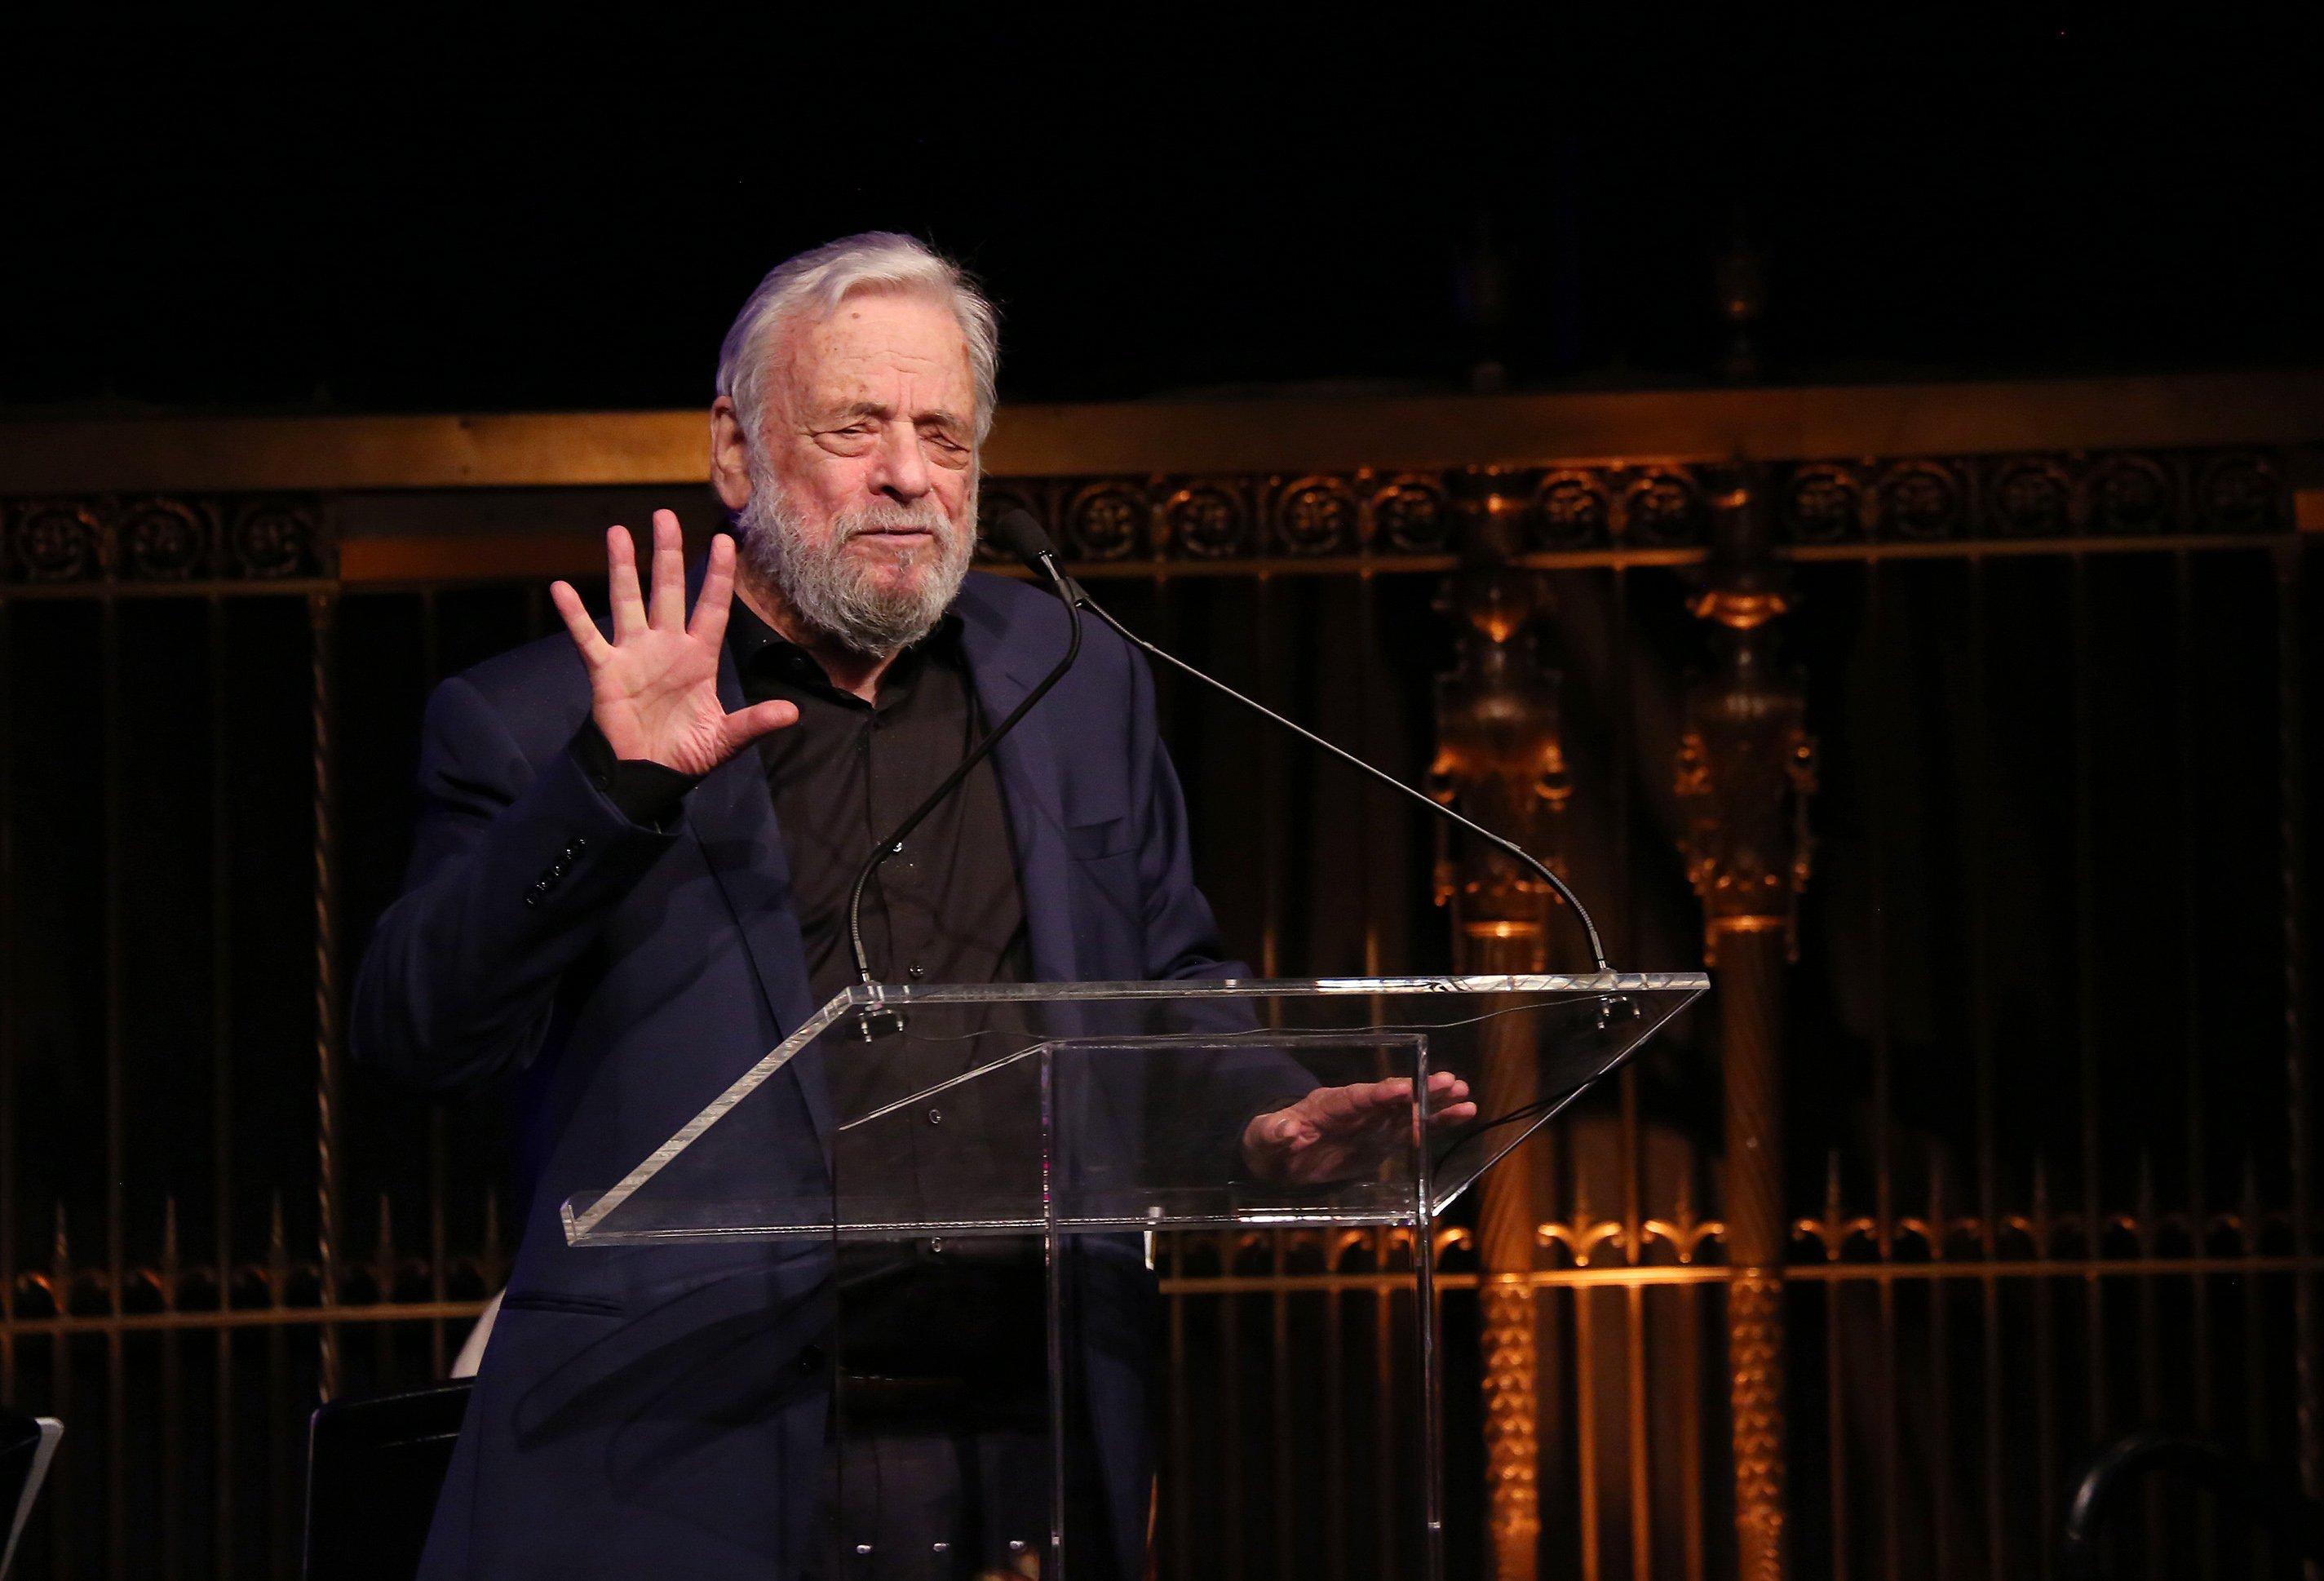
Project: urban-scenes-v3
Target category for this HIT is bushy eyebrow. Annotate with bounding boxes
[821,398,969,432]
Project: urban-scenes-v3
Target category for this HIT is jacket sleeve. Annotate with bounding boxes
[1118,645,1321,1167]
[350,673,684,1096]
[1125,643,1246,985]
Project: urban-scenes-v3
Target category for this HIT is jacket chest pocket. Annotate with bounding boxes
[1063,815,1136,861]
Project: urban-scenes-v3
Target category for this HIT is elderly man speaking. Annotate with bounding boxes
[354,233,1467,1580]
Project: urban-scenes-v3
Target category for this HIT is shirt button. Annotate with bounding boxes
[927,1108,943,1125]
[906,963,926,981]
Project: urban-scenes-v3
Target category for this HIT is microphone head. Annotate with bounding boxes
[985,507,1057,570]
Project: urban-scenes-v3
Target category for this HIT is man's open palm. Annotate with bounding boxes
[550,511,799,777]
[1242,1070,1477,1186]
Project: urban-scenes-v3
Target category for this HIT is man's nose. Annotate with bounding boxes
[870,423,932,503]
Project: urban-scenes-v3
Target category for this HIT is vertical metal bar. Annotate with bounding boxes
[1257,574,1281,979]
[1926,1154,1954,1581]
[1657,554,1703,1581]
[266,1194,290,1581]
[209,591,237,1579]
[1824,1163,1850,1581]
[2276,542,2318,1543]
[2172,553,2216,1579]
[1324,1237,1347,1581]
[1271,1233,1293,1580]
[1968,560,2007,1581]
[2071,555,2107,1455]
[49,1207,73,1581]
[1374,1229,1396,1579]
[2033,1162,2059,1581]
[1622,1239,1650,1581]
[102,591,128,1581]
[2241,1157,2273,1576]
[1680,1270,1705,1581]
[1415,1112,1445,1581]
[1162,1237,1180,1571]
[1166,1238,1189,1581]
[161,1199,181,1581]
[2134,1154,2162,1576]
[1360,573,1381,981]
[1338,570,1369,1581]
[1572,1176,1601,1581]
[1610,562,1653,1581]
[1220,1229,1242,1581]
[311,592,343,1399]
[1867,562,1901,1581]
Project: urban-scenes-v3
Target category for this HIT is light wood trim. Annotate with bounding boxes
[6,371,2322,494]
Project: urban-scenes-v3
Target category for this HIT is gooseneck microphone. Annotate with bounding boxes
[843,511,1083,1033]
[1012,520,1612,973]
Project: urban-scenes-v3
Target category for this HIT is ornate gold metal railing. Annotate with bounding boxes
[2,390,2317,1579]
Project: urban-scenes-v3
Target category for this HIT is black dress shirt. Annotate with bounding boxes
[573,596,1031,1030]
[573,595,1047,1388]
[724,597,1031,1013]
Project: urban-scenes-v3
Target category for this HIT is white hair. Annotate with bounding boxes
[714,232,1000,444]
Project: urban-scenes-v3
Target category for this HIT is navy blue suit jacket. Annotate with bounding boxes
[352,569,1251,1579]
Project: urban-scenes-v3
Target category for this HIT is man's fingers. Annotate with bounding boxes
[648,510,686,631]
[690,534,738,645]
[548,580,612,664]
[607,525,647,640]
[721,698,799,753]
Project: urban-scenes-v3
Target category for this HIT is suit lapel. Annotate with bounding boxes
[682,565,1076,1157]
[688,622,836,1153]
[954,578,1081,984]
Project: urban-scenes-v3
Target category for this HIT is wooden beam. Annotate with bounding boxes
[5,372,2323,494]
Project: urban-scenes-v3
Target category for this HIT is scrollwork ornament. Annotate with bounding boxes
[1618,468,1706,547]
[1987,456,2076,538]
[2083,454,2175,536]
[1875,460,1964,541]
[231,503,319,578]
[1165,481,1248,559]
[122,498,210,580]
[11,501,108,583]
[1530,468,1610,551]
[1271,476,1357,556]
[2196,451,2281,533]
[1063,482,1147,561]
[1780,463,1864,544]
[1370,476,1451,553]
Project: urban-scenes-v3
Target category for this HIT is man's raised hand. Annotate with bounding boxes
[549,511,799,777]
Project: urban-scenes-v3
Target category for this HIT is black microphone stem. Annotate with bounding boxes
[1070,588,1613,974]
[845,551,1084,996]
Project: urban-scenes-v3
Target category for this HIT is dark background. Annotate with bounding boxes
[6,11,2322,416]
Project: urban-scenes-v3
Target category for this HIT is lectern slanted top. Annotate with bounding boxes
[561,972,1707,1580]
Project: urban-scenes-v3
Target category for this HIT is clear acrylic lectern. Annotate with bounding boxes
[564,974,1706,1580]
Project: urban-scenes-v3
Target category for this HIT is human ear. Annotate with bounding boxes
[709,396,753,515]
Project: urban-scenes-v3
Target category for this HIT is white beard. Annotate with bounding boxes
[734,463,976,656]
